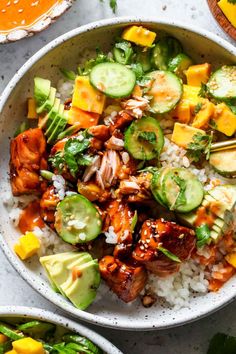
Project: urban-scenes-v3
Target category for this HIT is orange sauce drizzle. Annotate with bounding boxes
[0,0,60,33]
[18,200,44,234]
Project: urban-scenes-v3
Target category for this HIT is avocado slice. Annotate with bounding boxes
[36,86,56,114]
[45,103,64,138]
[48,108,68,144]
[34,77,51,107]
[38,97,60,130]
[40,252,100,310]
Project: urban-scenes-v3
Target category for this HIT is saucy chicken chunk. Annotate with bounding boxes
[10,128,47,195]
[99,255,147,302]
[133,219,196,277]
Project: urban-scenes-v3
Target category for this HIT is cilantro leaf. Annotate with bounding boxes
[114,41,133,64]
[64,136,90,156]
[78,49,113,75]
[171,174,187,209]
[187,132,213,162]
[196,224,211,248]
[158,246,181,263]
[138,131,157,144]
[194,102,203,115]
[109,0,117,12]
[49,152,64,173]
[198,82,208,98]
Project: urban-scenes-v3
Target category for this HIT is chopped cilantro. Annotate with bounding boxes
[171,174,187,209]
[198,82,208,98]
[196,224,211,248]
[187,132,213,162]
[194,102,203,115]
[60,68,76,81]
[138,131,157,144]
[78,49,113,75]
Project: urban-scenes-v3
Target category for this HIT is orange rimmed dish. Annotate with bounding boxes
[0,0,73,43]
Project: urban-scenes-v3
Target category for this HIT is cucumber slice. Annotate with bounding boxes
[162,168,204,212]
[151,37,182,70]
[168,53,193,79]
[124,116,164,160]
[136,48,152,72]
[17,321,55,338]
[90,62,136,98]
[151,168,171,206]
[209,149,236,177]
[147,70,183,113]
[207,66,236,102]
[55,194,102,244]
[0,322,23,340]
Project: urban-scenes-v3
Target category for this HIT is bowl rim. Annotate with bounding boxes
[0,306,122,353]
[0,16,236,331]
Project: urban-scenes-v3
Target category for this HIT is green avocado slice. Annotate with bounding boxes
[36,86,56,114]
[34,77,51,107]
[45,103,64,138]
[48,109,68,144]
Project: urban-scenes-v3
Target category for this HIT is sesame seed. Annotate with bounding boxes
[140,245,144,250]
[18,8,23,12]
[1,9,6,13]
[13,0,19,3]
[6,1,11,5]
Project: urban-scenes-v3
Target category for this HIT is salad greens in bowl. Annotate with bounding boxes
[0,306,122,353]
[0,18,236,330]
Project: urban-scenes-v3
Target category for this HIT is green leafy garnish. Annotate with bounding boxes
[158,246,181,263]
[114,41,133,64]
[171,174,187,209]
[49,131,92,177]
[60,68,76,81]
[138,166,159,174]
[194,102,203,115]
[187,132,213,162]
[78,48,113,76]
[207,333,236,354]
[228,0,236,3]
[109,0,117,12]
[196,224,211,248]
[198,82,208,98]
[138,131,157,144]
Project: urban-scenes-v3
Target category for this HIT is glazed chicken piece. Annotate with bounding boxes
[99,255,147,302]
[109,111,133,133]
[133,219,196,277]
[10,128,47,196]
[40,185,60,226]
[78,180,111,202]
[117,172,153,203]
[88,125,111,141]
[103,200,135,258]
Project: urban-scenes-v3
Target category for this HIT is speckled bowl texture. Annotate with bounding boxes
[0,306,122,353]
[0,17,236,331]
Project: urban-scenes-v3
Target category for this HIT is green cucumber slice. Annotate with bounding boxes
[207,66,236,103]
[162,168,204,212]
[17,321,55,338]
[89,62,136,98]
[168,53,193,79]
[124,116,164,160]
[151,37,182,70]
[0,322,23,340]
[147,70,183,114]
[209,149,236,178]
[55,194,102,244]
[151,168,171,206]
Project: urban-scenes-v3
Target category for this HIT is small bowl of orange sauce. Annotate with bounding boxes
[0,0,73,43]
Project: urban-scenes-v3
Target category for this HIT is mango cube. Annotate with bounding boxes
[72,76,105,114]
[192,99,215,129]
[14,232,40,261]
[182,85,202,113]
[122,25,156,47]
[218,0,236,28]
[27,98,37,119]
[0,334,8,343]
[171,122,205,149]
[226,253,236,268]
[213,103,236,136]
[172,101,191,124]
[13,337,45,354]
[5,351,17,354]
[185,63,211,87]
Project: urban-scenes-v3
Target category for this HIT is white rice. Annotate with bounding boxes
[57,79,74,102]
[147,260,209,310]
[52,174,66,200]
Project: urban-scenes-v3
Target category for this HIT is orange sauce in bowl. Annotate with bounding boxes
[0,0,60,33]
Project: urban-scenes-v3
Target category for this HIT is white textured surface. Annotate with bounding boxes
[0,1,235,353]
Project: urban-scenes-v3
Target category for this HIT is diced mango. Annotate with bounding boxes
[185,63,211,87]
[72,76,106,114]
[172,101,191,124]
[212,103,236,136]
[27,98,37,119]
[182,85,202,113]
[13,337,45,354]
[171,122,205,149]
[0,334,8,343]
[5,351,17,354]
[226,253,236,268]
[218,0,236,28]
[122,25,156,47]
[14,232,40,261]
[65,106,100,128]
[192,99,215,129]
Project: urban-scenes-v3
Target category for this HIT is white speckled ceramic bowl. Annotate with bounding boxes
[0,306,122,353]
[0,18,236,330]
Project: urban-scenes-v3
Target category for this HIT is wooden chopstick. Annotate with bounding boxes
[211,139,236,152]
